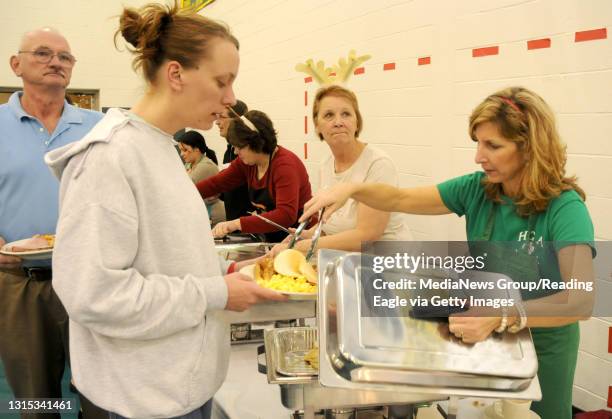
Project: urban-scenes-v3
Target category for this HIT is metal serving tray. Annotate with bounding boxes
[272,327,318,377]
[317,249,540,394]
[260,329,439,412]
[215,241,273,262]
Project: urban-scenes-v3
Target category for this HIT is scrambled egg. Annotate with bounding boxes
[37,234,55,247]
[304,347,319,369]
[256,274,317,294]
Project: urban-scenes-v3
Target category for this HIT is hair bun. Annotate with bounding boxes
[114,2,237,84]
[117,3,174,50]
[118,8,144,48]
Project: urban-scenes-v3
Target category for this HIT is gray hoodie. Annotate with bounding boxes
[45,109,229,418]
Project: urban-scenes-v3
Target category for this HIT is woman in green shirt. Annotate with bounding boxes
[300,87,595,419]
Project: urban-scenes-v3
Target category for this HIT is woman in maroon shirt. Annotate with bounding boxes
[197,110,313,242]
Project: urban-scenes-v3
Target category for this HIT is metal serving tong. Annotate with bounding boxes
[249,211,291,234]
[251,209,324,262]
[287,219,308,249]
[305,209,324,262]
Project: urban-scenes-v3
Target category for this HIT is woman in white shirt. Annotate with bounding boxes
[274,85,411,255]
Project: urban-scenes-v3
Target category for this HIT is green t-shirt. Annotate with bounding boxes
[439,172,593,418]
[437,171,594,291]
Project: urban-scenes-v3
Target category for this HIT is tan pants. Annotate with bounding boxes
[0,270,106,419]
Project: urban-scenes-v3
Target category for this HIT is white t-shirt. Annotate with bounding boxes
[319,144,412,241]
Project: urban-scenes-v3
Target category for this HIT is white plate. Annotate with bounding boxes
[239,264,256,279]
[240,264,317,300]
[279,291,317,300]
[482,401,540,419]
[0,239,53,260]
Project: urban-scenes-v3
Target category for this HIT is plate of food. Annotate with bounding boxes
[0,234,55,260]
[240,249,318,300]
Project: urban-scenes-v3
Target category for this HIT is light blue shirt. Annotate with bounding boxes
[0,91,102,264]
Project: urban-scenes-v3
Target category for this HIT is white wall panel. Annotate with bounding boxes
[580,317,612,361]
[559,114,612,157]
[574,351,612,403]
[573,385,609,413]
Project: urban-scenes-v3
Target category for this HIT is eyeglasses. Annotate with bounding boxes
[18,48,76,67]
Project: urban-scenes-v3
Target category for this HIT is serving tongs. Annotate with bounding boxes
[305,208,324,263]
[287,220,308,249]
[249,211,292,234]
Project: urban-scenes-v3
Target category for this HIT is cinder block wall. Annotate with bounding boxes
[1,0,610,411]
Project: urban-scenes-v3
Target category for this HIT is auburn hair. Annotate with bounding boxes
[312,85,363,140]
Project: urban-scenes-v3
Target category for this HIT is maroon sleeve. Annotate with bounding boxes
[239,153,304,233]
[196,159,246,199]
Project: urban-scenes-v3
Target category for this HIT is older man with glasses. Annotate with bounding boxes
[0,28,102,417]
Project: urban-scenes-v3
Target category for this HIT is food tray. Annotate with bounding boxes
[272,327,318,377]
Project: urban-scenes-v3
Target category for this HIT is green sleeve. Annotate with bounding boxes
[436,172,486,217]
[549,191,596,256]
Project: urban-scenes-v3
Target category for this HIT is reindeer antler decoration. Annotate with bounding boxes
[294,59,334,85]
[295,50,371,85]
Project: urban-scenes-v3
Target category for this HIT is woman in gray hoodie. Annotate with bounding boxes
[45,3,285,418]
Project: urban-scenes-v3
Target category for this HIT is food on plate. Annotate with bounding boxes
[274,249,317,284]
[273,248,303,277]
[254,255,275,281]
[253,249,318,293]
[298,260,317,284]
[9,234,55,252]
[256,274,316,294]
[303,347,319,369]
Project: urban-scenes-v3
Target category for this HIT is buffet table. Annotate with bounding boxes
[214,244,542,419]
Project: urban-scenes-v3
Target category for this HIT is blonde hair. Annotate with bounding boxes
[469,86,585,216]
[114,1,238,84]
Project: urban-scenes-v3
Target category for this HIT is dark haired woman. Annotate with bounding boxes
[177,130,225,225]
[45,3,285,418]
[196,109,314,242]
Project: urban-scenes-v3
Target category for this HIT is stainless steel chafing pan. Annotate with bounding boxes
[318,250,540,393]
[272,327,318,377]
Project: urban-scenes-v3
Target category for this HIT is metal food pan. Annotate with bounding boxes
[272,327,318,377]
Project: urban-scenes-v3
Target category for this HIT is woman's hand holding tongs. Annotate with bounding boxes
[268,210,323,261]
[269,237,310,258]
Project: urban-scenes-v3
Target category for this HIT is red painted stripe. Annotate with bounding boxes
[304,76,313,83]
[575,27,607,42]
[304,142,308,160]
[418,56,431,65]
[608,386,612,408]
[609,326,612,353]
[527,38,551,50]
[304,116,308,135]
[472,46,499,57]
[383,62,396,71]
[304,91,308,107]
[354,67,365,75]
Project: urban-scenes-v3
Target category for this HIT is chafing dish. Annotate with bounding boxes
[272,327,318,377]
[261,327,438,413]
[215,238,272,262]
[318,249,541,398]
[256,250,541,419]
